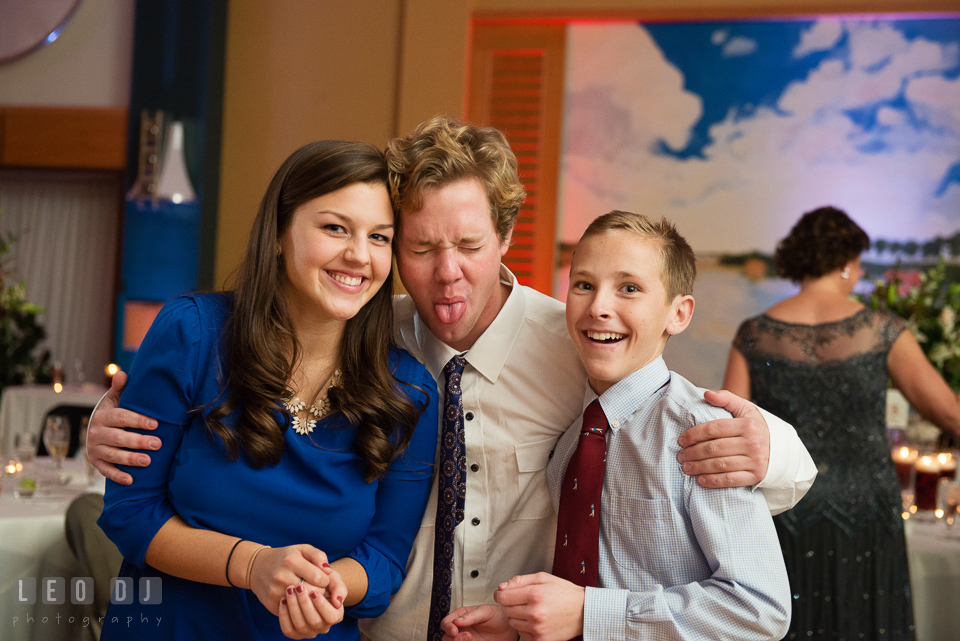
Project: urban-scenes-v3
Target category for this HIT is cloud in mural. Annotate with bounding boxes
[563,24,702,160]
[560,19,960,254]
[793,20,843,56]
[722,36,758,57]
[561,24,703,229]
[711,29,729,46]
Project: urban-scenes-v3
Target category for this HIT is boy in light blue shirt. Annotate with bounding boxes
[441,211,790,641]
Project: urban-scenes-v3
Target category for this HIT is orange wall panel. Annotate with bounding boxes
[0,107,127,170]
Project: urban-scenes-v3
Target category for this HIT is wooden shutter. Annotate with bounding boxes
[468,23,565,295]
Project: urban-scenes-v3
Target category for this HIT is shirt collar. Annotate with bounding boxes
[583,356,670,433]
[413,265,527,383]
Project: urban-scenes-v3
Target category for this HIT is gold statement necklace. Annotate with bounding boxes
[283,367,341,436]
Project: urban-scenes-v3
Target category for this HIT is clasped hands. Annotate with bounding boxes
[251,544,347,639]
[441,573,585,641]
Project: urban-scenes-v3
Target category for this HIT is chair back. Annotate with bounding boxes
[37,404,93,458]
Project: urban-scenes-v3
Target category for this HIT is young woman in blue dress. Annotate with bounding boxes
[97,140,439,640]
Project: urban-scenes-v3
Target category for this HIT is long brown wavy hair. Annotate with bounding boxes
[207,140,424,482]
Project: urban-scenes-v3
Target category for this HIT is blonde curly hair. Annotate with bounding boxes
[385,116,526,241]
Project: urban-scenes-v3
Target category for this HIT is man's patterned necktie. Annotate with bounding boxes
[426,354,467,641]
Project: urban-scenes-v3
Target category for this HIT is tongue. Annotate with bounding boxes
[435,302,466,324]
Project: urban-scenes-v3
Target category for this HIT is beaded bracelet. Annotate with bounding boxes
[245,545,270,590]
[225,538,246,588]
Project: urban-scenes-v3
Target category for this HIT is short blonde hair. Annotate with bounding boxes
[385,116,526,241]
[581,210,696,301]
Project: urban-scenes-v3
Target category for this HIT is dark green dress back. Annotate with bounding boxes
[734,307,913,641]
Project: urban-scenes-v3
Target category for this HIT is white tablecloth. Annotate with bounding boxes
[905,518,960,641]
[0,385,106,457]
[0,458,105,641]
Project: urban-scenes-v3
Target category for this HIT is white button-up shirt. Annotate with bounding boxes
[360,266,816,640]
[362,266,586,640]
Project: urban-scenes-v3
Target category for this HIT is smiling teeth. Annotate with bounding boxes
[332,274,362,286]
[587,331,625,341]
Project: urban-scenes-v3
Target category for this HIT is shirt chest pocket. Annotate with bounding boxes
[605,495,680,577]
[512,437,556,521]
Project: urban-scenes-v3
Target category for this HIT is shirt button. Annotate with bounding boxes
[465,412,475,421]
[470,570,479,578]
[611,420,619,428]
[470,463,480,472]
[472,517,480,526]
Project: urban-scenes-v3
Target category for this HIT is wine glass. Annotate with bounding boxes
[15,431,37,463]
[43,415,71,484]
[938,477,960,534]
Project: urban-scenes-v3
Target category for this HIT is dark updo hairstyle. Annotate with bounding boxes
[207,140,423,482]
[774,206,870,283]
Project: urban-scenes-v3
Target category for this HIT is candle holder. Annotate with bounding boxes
[914,453,943,519]
[891,445,917,514]
[2,456,34,499]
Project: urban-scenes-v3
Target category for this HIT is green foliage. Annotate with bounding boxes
[861,259,960,390]
[0,222,52,392]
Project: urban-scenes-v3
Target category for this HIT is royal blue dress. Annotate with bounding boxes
[98,294,439,640]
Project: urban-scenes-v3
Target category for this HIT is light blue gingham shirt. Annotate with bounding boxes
[547,356,791,640]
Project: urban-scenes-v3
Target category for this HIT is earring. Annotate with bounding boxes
[276,245,281,257]
[841,267,850,279]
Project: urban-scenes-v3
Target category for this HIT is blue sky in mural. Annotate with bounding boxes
[646,19,960,193]
[646,21,827,159]
[559,18,960,255]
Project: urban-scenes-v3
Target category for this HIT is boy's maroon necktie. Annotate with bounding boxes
[552,399,609,589]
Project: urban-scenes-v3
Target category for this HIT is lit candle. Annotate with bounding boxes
[937,452,957,480]
[892,447,914,462]
[105,363,119,388]
[892,447,917,491]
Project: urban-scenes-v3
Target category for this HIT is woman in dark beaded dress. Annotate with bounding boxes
[723,206,960,641]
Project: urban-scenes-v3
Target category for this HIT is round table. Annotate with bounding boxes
[0,458,105,641]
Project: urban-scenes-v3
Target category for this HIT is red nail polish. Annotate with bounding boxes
[310,591,319,600]
[321,562,331,570]
[337,595,343,605]
[296,585,304,594]
[281,598,287,605]
[287,587,294,595]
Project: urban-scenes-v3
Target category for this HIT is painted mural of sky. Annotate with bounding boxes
[559,17,960,254]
